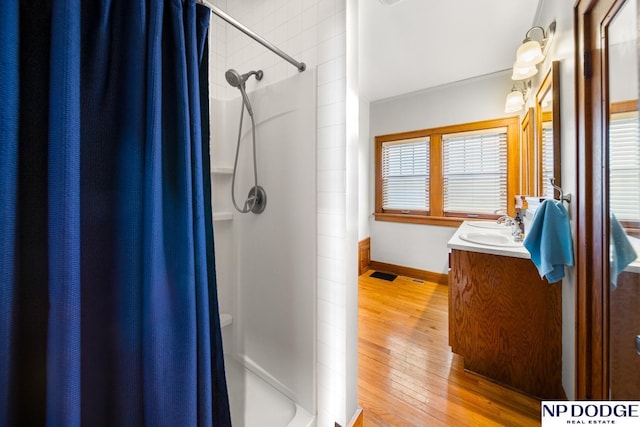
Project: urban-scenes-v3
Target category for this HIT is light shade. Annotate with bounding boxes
[511,61,538,80]
[504,90,525,113]
[516,40,545,66]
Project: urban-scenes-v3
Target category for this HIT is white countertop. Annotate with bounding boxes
[621,235,640,274]
[625,261,640,274]
[448,221,640,273]
[447,221,531,259]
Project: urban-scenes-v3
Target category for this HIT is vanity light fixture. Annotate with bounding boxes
[504,80,531,113]
[511,21,556,80]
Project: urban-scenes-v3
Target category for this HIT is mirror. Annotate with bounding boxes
[535,61,561,198]
[606,0,640,399]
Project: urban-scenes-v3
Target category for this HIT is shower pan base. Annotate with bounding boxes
[225,356,314,427]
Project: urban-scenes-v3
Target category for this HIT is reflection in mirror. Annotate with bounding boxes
[608,0,640,238]
[609,101,640,235]
[606,0,640,400]
[521,108,534,195]
[541,90,553,196]
[535,61,560,198]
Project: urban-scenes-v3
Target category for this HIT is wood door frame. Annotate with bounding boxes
[575,0,631,400]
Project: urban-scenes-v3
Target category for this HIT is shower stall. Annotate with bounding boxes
[202,1,317,425]
[212,70,317,427]
[203,0,358,426]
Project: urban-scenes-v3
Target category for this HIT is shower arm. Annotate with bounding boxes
[198,0,306,72]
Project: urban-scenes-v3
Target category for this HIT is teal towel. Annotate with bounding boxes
[524,199,574,283]
[610,213,637,289]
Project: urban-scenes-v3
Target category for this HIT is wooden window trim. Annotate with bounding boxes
[610,99,638,114]
[375,117,520,226]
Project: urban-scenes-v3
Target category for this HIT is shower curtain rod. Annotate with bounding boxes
[198,0,306,72]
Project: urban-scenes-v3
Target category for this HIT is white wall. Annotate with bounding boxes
[368,71,516,275]
[208,0,357,425]
[344,0,360,422]
[358,97,370,241]
[610,40,638,103]
[532,0,577,401]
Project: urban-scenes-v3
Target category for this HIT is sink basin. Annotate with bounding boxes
[459,232,522,247]
[466,221,510,230]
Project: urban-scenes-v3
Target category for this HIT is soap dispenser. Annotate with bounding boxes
[513,209,525,242]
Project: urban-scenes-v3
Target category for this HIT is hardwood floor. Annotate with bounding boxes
[358,271,542,427]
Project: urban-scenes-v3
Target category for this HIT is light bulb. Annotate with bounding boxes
[516,40,544,66]
[504,90,525,113]
[511,61,538,80]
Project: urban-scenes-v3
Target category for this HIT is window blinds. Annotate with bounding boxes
[381,138,429,211]
[609,113,640,221]
[442,128,507,215]
[541,121,555,197]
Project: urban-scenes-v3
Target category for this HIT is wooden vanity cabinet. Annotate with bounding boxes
[448,249,565,399]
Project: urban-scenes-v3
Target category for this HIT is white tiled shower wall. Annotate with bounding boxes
[209,0,346,101]
[207,1,356,426]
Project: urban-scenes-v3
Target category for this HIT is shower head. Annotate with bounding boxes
[225,69,263,88]
[225,69,263,117]
[225,69,244,88]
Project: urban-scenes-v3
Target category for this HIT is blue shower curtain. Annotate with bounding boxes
[0,0,231,426]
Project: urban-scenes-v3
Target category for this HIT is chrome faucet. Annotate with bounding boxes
[496,215,515,226]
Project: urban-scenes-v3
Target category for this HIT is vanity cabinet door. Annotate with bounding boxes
[448,249,565,399]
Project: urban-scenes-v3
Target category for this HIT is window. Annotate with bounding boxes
[375,117,520,226]
[442,128,507,216]
[609,102,640,226]
[381,138,430,214]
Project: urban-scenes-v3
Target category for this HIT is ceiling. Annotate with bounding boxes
[359,0,542,102]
